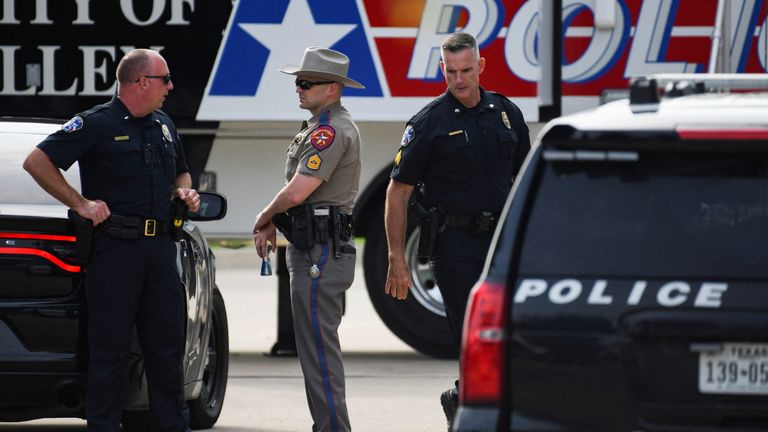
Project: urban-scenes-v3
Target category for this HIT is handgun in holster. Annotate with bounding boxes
[67,209,94,265]
[409,196,440,260]
[170,199,188,242]
[272,213,293,242]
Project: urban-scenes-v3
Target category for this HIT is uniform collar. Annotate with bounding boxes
[309,100,343,126]
[444,87,497,116]
[112,95,160,124]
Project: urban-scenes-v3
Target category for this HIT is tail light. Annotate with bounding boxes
[0,232,81,273]
[460,279,506,405]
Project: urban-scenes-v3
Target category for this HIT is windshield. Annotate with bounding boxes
[519,151,768,279]
[0,131,80,205]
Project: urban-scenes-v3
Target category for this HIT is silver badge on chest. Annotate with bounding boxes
[161,124,173,142]
[501,111,511,129]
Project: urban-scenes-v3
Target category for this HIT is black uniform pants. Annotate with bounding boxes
[85,234,188,432]
[430,228,493,346]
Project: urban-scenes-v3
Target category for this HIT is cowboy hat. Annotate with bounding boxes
[279,46,365,89]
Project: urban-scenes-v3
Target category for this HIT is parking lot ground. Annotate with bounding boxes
[0,245,458,431]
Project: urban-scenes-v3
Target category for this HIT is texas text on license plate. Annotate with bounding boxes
[699,343,768,394]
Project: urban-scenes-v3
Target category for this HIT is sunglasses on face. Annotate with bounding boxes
[135,74,172,84]
[295,78,334,90]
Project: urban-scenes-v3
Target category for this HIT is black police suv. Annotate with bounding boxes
[0,119,229,430]
[455,74,768,432]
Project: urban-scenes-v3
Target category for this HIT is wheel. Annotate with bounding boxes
[188,288,229,429]
[363,205,457,359]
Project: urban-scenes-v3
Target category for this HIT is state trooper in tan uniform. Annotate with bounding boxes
[252,47,362,432]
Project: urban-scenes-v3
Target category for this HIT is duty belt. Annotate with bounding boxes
[102,214,172,238]
[443,212,498,233]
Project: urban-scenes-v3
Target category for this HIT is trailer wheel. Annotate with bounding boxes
[363,206,457,359]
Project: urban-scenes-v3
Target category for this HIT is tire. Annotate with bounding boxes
[363,205,458,359]
[188,288,229,429]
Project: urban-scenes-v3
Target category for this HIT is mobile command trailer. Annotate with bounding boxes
[3,0,767,358]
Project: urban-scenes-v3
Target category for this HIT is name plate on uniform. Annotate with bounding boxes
[699,343,768,394]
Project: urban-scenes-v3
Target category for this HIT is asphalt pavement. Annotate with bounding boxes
[1,245,458,431]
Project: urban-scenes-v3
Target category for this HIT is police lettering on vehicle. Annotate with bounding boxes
[514,279,728,308]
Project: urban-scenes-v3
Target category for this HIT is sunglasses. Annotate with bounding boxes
[135,74,172,84]
[295,78,334,90]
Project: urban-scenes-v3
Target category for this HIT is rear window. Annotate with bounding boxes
[519,150,768,279]
[0,131,80,205]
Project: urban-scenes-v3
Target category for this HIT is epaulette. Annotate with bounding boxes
[409,96,444,126]
[487,90,512,104]
[80,102,110,118]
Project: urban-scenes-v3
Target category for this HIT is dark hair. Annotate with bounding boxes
[441,32,479,59]
[116,49,152,84]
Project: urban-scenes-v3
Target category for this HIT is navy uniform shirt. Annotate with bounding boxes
[391,87,530,216]
[38,96,189,220]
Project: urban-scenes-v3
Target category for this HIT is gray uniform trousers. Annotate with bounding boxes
[287,239,356,432]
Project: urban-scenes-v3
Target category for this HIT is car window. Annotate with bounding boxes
[519,150,768,279]
[0,132,81,205]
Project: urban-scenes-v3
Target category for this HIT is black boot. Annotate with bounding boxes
[440,386,458,431]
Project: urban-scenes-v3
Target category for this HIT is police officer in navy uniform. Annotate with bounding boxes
[384,32,530,430]
[23,48,200,432]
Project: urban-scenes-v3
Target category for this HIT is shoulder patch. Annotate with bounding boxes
[400,125,415,147]
[62,116,83,133]
[307,154,322,171]
[310,126,335,151]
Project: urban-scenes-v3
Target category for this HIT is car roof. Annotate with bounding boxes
[0,119,63,135]
[0,118,75,218]
[543,92,768,135]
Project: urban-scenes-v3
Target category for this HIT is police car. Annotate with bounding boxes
[0,119,229,430]
[455,74,768,431]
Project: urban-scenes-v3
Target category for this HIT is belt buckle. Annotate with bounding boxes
[144,219,157,237]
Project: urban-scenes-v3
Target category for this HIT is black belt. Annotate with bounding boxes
[443,212,498,233]
[102,214,172,238]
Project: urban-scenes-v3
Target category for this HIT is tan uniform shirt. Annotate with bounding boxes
[286,101,361,214]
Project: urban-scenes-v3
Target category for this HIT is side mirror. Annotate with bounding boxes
[188,191,227,221]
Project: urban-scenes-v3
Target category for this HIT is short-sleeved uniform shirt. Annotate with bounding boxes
[391,87,530,216]
[286,101,361,214]
[38,96,189,220]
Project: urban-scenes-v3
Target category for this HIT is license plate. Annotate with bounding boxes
[699,343,768,394]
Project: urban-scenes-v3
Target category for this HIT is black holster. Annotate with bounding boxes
[272,213,293,241]
[410,199,440,259]
[68,209,94,265]
[287,205,315,250]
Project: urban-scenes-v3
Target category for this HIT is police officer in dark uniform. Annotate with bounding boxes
[23,48,200,432]
[384,32,530,430]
